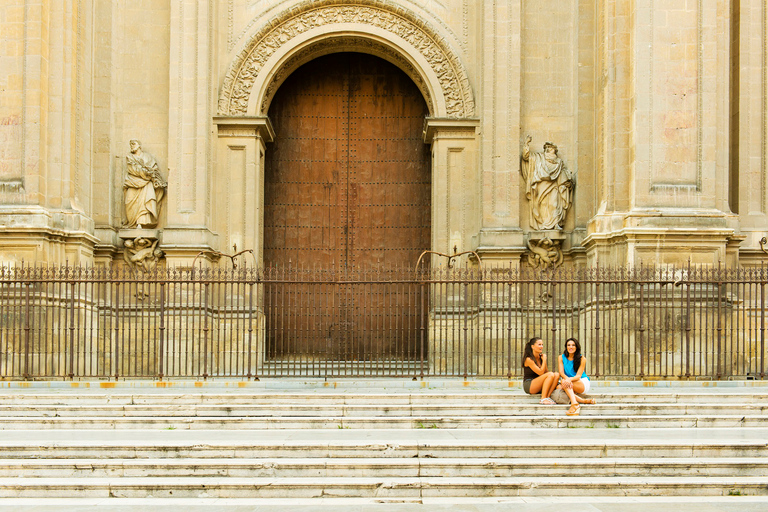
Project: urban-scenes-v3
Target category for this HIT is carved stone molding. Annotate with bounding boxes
[218,0,474,119]
[260,37,433,115]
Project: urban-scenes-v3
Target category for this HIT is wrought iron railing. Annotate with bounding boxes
[0,264,765,380]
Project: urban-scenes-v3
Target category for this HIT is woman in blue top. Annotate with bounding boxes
[557,337,596,416]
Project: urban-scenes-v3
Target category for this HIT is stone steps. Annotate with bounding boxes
[3,476,768,498]
[0,415,764,429]
[1,475,766,500]
[1,457,766,478]
[1,392,766,404]
[3,438,765,459]
[1,403,765,416]
[1,384,767,504]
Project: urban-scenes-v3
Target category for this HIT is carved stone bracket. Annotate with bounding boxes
[119,229,164,299]
[526,232,565,270]
[218,0,474,119]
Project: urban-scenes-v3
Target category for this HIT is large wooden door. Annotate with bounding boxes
[264,53,430,361]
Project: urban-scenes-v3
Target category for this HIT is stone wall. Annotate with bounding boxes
[0,0,766,269]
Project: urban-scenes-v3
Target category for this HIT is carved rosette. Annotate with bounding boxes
[218,0,474,119]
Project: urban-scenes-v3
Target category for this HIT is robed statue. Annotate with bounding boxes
[520,136,574,230]
[124,140,167,228]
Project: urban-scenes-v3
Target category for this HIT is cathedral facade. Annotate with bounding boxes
[0,0,766,270]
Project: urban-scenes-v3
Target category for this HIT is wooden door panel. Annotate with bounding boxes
[265,53,429,360]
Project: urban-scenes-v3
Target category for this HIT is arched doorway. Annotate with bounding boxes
[264,52,431,362]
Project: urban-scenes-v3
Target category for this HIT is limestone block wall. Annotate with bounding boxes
[0,0,767,269]
[735,0,768,267]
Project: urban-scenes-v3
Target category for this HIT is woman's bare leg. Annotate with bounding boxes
[568,380,591,404]
[563,385,579,406]
[527,373,550,394]
[541,372,559,398]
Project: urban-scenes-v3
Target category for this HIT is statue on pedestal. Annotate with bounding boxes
[521,136,575,269]
[124,140,167,229]
[520,135,574,231]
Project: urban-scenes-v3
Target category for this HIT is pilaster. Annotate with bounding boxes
[213,116,274,267]
[423,118,480,266]
[586,0,736,266]
[164,0,216,265]
[736,0,768,265]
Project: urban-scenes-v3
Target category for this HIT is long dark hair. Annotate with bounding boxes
[522,337,541,367]
[563,337,582,372]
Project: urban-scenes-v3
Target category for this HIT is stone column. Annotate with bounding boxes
[423,119,480,266]
[212,117,274,266]
[162,0,216,266]
[736,0,768,266]
[476,0,525,267]
[0,0,96,265]
[585,0,737,267]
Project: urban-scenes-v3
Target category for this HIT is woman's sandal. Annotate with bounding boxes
[566,403,580,416]
[539,397,555,405]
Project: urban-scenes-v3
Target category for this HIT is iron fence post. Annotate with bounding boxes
[595,279,600,378]
[158,282,165,380]
[114,282,120,380]
[420,278,426,379]
[638,281,645,379]
[507,281,512,379]
[23,281,30,380]
[685,279,692,379]
[761,266,765,380]
[203,281,209,380]
[463,280,469,380]
[68,281,76,380]
[716,270,723,379]
[247,280,255,380]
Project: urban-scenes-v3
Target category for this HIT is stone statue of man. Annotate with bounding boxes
[124,140,167,228]
[520,135,574,230]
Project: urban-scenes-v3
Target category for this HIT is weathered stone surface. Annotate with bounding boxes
[0,0,763,267]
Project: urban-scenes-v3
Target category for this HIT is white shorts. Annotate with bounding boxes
[578,378,591,394]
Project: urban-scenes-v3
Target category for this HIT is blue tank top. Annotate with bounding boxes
[561,354,589,380]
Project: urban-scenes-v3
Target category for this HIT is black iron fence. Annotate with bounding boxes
[0,264,765,380]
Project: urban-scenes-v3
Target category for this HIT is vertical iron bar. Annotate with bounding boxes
[420,279,425,379]
[203,281,210,380]
[761,268,765,379]
[594,277,600,378]
[638,280,645,379]
[114,282,120,380]
[463,280,468,379]
[68,281,76,380]
[507,280,512,379]
[685,275,692,379]
[248,280,255,380]
[159,282,165,380]
[716,268,723,379]
[23,281,30,379]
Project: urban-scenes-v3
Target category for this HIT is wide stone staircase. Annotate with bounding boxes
[0,382,767,510]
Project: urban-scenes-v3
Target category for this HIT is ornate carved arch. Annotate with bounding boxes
[217,0,475,119]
